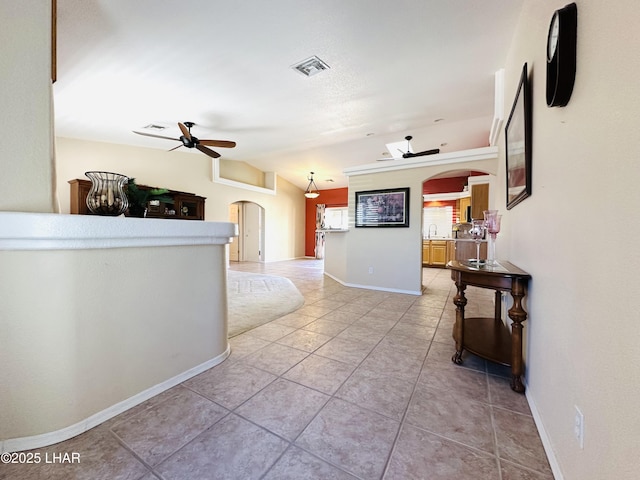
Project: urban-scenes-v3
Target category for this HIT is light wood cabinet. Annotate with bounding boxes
[430,241,448,267]
[471,183,489,220]
[459,196,471,222]
[423,240,454,267]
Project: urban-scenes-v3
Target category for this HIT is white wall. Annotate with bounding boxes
[498,1,640,479]
[55,137,306,262]
[343,157,498,294]
[0,1,56,212]
[0,242,228,443]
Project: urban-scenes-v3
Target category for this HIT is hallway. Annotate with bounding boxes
[2,260,552,479]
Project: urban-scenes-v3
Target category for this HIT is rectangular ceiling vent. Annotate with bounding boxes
[292,56,330,77]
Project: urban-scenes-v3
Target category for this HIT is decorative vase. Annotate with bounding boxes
[85,171,129,216]
[483,210,502,266]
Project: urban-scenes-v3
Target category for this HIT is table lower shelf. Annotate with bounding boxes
[461,317,512,366]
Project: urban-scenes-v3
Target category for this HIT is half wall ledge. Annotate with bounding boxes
[0,212,237,452]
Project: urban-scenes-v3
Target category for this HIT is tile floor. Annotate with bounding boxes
[1,259,553,480]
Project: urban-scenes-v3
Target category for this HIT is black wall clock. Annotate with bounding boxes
[546,3,577,107]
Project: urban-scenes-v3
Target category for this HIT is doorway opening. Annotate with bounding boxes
[229,201,265,262]
[420,169,495,275]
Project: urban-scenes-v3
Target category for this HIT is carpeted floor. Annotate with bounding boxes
[227,270,305,337]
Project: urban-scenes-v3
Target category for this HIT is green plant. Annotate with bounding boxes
[125,178,173,213]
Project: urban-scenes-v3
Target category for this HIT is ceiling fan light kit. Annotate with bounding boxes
[133,122,236,159]
[304,172,320,198]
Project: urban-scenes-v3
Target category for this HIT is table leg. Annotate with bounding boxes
[494,290,501,322]
[508,279,528,393]
[451,278,467,365]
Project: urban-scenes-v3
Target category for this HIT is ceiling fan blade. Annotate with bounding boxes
[168,144,182,152]
[133,130,179,141]
[178,122,191,140]
[402,148,440,158]
[196,144,221,158]
[199,139,236,148]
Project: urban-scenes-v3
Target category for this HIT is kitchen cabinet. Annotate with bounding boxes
[459,196,471,222]
[423,240,454,267]
[430,241,448,266]
[471,183,489,220]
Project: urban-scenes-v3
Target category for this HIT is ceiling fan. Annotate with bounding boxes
[377,135,440,161]
[133,122,236,158]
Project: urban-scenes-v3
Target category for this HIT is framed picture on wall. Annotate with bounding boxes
[355,187,410,228]
[505,63,532,210]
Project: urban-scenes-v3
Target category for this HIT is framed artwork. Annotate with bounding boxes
[355,187,410,228]
[505,63,532,210]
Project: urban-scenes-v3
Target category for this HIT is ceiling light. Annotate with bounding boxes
[292,56,330,77]
[304,172,320,198]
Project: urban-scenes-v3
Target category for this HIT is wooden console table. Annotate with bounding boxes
[447,260,531,393]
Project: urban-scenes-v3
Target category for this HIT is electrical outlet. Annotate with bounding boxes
[574,406,584,449]
[368,266,374,274]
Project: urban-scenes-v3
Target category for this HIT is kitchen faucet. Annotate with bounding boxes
[428,224,437,238]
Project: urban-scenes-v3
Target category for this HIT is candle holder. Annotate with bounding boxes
[483,210,502,266]
[85,171,129,216]
[469,219,486,266]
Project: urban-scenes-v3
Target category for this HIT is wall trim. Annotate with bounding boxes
[324,271,422,296]
[1,345,230,453]
[343,146,498,177]
[526,387,564,480]
[0,212,237,250]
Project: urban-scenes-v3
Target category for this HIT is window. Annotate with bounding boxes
[324,207,348,229]
[423,206,453,238]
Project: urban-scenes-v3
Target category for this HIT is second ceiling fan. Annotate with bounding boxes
[378,135,440,161]
[134,122,236,158]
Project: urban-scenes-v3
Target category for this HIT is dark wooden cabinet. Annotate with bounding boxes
[69,179,206,220]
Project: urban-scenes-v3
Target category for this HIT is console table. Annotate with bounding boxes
[446,260,531,393]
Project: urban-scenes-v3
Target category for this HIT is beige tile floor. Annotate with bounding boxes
[2,259,553,480]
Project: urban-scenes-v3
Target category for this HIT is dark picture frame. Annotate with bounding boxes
[505,63,532,210]
[355,187,410,228]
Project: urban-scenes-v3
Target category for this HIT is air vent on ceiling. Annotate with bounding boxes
[144,124,166,131]
[292,56,330,77]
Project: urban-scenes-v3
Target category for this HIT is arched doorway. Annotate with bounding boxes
[229,201,265,262]
[420,169,496,276]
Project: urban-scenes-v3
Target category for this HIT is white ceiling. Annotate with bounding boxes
[54,0,523,190]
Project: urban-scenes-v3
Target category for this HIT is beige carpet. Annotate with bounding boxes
[227,270,305,337]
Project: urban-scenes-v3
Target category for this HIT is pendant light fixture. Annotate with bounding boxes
[304,172,320,199]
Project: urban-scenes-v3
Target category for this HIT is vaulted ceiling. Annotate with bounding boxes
[54,0,523,190]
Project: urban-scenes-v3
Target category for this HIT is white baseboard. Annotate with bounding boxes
[526,386,563,479]
[324,271,422,296]
[1,344,230,453]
